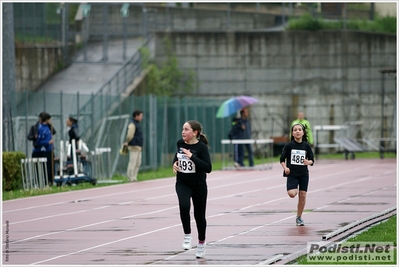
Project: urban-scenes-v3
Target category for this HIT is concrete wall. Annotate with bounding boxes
[86,3,280,40]
[15,44,63,92]
[154,31,396,148]
[375,2,397,17]
[155,31,396,96]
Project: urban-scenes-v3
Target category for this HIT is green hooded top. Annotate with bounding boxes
[291,119,313,145]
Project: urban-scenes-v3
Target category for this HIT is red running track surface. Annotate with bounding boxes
[2,159,397,265]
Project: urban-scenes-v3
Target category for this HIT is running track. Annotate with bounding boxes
[2,159,397,265]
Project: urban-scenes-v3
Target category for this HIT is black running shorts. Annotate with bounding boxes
[286,175,309,192]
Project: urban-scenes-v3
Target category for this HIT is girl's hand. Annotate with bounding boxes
[173,161,179,174]
[284,167,290,175]
[181,148,193,159]
[303,159,313,166]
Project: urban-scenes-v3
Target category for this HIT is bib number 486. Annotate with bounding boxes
[290,149,306,165]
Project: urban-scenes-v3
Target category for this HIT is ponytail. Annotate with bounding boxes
[187,120,210,148]
[199,132,210,147]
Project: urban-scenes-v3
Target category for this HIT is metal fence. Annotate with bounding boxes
[8,2,396,181]
[13,93,232,178]
[13,3,74,44]
[13,91,396,179]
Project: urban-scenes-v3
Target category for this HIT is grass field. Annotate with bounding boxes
[295,215,397,265]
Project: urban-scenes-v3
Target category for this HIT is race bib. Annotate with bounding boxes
[290,149,306,165]
[177,152,196,173]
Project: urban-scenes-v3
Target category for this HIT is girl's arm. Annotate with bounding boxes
[279,144,290,175]
[304,144,314,166]
[280,161,290,175]
[190,148,212,173]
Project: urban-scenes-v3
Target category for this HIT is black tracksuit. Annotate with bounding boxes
[173,139,212,241]
[280,140,314,177]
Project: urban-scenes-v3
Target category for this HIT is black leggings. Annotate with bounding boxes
[175,180,208,241]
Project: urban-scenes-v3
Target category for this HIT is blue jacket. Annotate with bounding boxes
[33,123,53,153]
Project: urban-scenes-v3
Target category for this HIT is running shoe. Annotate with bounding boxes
[296,216,305,226]
[182,235,192,250]
[196,242,206,258]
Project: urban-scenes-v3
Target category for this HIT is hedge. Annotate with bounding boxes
[2,152,26,191]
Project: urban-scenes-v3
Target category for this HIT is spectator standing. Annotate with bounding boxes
[66,116,80,157]
[123,110,144,182]
[228,116,243,167]
[172,120,212,258]
[291,111,313,146]
[27,112,57,150]
[32,112,55,185]
[236,108,254,167]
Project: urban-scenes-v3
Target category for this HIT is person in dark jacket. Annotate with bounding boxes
[32,112,55,185]
[66,116,80,156]
[172,120,212,258]
[280,123,314,226]
[228,116,243,167]
[123,110,144,182]
[236,108,254,167]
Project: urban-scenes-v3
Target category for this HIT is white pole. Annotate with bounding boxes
[67,141,71,158]
[59,140,64,177]
[72,139,78,177]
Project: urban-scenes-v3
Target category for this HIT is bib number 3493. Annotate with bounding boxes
[290,149,306,165]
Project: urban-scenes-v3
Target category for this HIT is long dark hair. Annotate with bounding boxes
[290,123,308,143]
[186,120,210,147]
[40,112,51,123]
[68,116,78,125]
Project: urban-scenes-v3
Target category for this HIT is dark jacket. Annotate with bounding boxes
[128,119,143,147]
[68,123,80,145]
[228,117,243,139]
[240,118,251,139]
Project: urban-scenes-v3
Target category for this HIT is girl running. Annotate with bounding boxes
[172,120,212,258]
[280,123,314,226]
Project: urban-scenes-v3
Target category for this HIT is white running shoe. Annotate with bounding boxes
[296,216,305,226]
[182,235,192,250]
[196,242,206,258]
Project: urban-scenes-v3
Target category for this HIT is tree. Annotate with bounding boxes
[139,36,195,96]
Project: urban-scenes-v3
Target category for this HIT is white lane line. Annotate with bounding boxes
[3,161,343,213]
[157,178,396,262]
[5,166,393,247]
[2,183,172,213]
[31,223,183,265]
[8,206,178,245]
[3,174,281,226]
[28,172,395,265]
[2,201,67,213]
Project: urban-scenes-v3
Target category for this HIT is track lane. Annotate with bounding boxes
[2,159,396,265]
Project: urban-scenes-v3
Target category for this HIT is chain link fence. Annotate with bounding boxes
[6,2,396,181]
[13,90,396,178]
